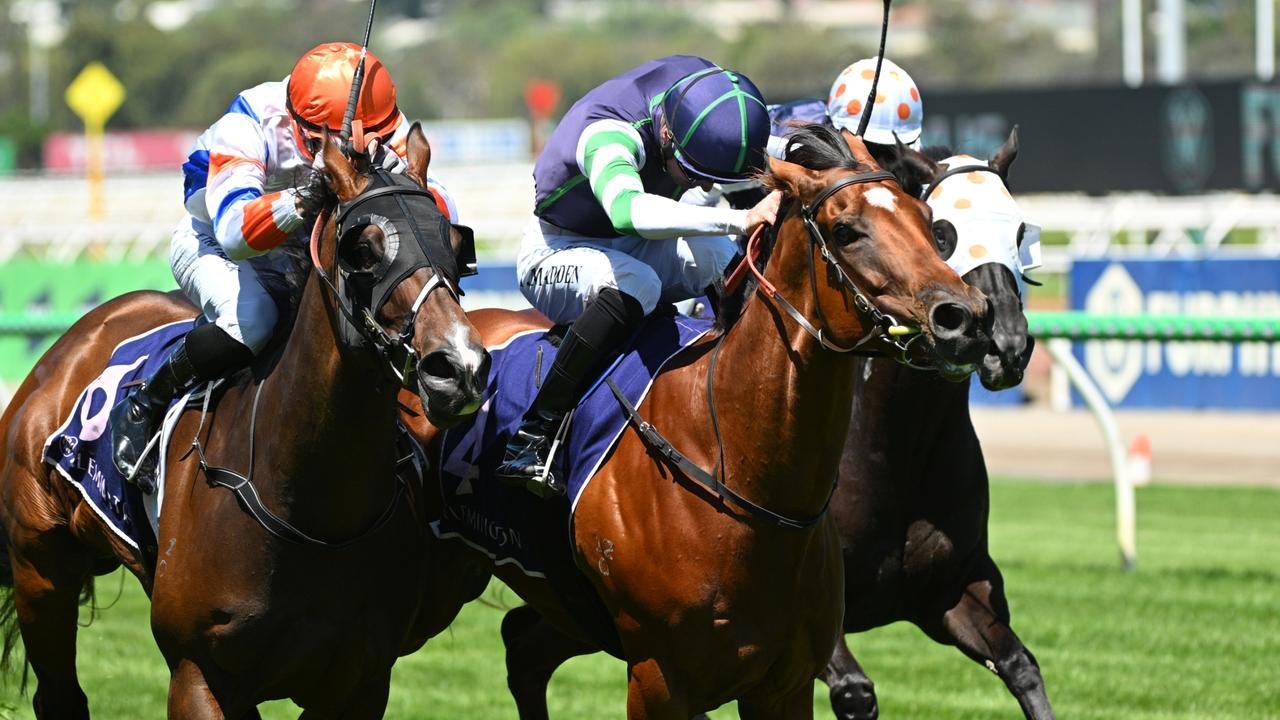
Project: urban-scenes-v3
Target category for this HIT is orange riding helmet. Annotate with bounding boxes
[287,42,401,159]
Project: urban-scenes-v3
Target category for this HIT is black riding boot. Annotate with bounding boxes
[497,288,645,498]
[109,323,253,492]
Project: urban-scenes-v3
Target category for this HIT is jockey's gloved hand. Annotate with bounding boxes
[367,138,407,175]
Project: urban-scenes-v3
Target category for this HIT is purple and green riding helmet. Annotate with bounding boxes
[656,67,771,183]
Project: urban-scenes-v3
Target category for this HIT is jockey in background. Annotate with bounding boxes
[109,41,459,489]
[774,56,923,156]
[497,55,782,497]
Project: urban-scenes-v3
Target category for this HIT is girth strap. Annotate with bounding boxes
[608,379,831,531]
[199,458,408,550]
[190,378,412,550]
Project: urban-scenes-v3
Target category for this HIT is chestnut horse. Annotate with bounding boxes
[494,130,1055,720]
[407,125,991,718]
[819,134,1055,720]
[0,126,487,718]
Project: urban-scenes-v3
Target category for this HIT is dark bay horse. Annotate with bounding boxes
[406,125,991,718]
[493,130,1055,720]
[820,133,1055,720]
[0,125,487,717]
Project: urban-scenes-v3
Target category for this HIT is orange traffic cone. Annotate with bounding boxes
[1127,433,1152,487]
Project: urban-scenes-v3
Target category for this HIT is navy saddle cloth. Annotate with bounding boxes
[433,312,714,577]
[42,319,197,554]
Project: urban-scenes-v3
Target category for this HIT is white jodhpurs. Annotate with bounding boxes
[169,215,288,354]
[515,217,738,325]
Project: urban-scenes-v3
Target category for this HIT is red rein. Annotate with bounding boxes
[309,207,331,272]
[723,224,778,299]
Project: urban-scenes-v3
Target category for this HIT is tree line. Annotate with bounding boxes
[0,0,1270,168]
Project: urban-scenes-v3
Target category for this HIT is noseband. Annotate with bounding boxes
[308,175,465,388]
[726,168,926,363]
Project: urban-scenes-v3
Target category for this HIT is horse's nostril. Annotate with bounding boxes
[930,302,972,337]
[420,350,459,382]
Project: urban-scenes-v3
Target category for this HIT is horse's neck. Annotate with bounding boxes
[710,227,860,517]
[846,359,977,491]
[253,274,398,534]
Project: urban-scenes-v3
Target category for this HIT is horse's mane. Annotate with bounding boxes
[775,124,871,174]
[715,124,870,330]
[922,145,956,163]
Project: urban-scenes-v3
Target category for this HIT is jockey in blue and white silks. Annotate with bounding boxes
[107,42,459,489]
[498,55,781,497]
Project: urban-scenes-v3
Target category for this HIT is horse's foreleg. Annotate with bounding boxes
[9,526,92,720]
[167,658,263,720]
[625,658,689,720]
[500,604,600,720]
[916,558,1055,720]
[819,635,878,720]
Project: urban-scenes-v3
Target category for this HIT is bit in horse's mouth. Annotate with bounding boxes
[936,359,978,382]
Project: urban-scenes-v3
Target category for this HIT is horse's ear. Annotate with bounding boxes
[316,129,362,202]
[896,142,941,199]
[863,135,939,199]
[840,130,882,170]
[405,122,432,187]
[989,125,1019,183]
[766,155,823,201]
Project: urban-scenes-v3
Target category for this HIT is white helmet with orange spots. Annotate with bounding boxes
[826,58,923,147]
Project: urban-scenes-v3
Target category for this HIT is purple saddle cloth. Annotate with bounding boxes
[43,319,196,554]
[432,313,713,576]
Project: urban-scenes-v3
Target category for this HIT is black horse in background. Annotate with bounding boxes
[816,134,1054,720]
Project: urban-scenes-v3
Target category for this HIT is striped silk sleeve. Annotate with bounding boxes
[204,113,303,260]
[425,177,460,224]
[575,119,748,240]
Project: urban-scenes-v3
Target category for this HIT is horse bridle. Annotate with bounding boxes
[726,168,927,364]
[646,168,931,531]
[308,170,476,388]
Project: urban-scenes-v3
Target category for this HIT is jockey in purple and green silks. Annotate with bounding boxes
[498,55,782,498]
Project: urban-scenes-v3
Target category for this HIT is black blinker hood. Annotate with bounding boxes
[334,169,473,314]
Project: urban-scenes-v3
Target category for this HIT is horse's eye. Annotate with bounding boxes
[354,241,378,269]
[340,228,384,274]
[1016,222,1026,249]
[932,219,957,260]
[833,223,864,247]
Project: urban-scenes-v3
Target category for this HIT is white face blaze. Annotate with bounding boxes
[863,186,897,212]
[450,320,484,374]
[448,319,484,415]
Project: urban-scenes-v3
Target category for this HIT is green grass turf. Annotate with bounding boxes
[0,479,1276,719]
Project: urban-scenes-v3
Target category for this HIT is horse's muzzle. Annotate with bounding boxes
[416,343,490,428]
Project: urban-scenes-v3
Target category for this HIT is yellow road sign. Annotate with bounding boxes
[65,62,125,127]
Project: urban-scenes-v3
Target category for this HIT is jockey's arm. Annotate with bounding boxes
[203,113,305,261]
[577,120,749,240]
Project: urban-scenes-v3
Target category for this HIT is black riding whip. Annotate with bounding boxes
[855,0,892,137]
[339,0,379,149]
